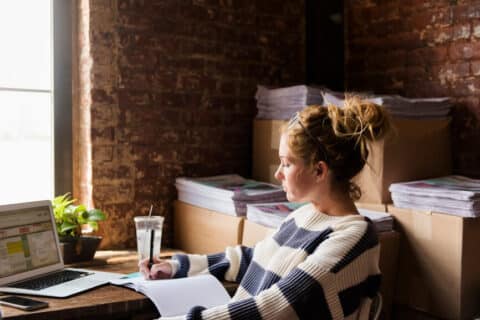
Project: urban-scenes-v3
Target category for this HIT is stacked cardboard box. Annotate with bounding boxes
[173,201,244,254]
[389,206,480,319]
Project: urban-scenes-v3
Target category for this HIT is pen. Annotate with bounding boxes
[148,228,155,269]
[145,204,154,269]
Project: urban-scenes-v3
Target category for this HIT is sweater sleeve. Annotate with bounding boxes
[171,245,255,283]
[162,219,381,320]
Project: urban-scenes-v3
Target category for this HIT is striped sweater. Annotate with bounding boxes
[163,203,381,320]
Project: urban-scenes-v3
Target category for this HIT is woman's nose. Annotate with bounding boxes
[274,164,283,181]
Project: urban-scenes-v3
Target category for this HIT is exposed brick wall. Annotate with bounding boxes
[345,0,480,177]
[82,0,305,248]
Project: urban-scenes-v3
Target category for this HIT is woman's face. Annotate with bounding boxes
[274,133,317,202]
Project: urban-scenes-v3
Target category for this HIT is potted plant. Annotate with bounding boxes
[52,193,107,264]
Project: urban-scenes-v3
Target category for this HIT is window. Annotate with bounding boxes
[0,0,72,204]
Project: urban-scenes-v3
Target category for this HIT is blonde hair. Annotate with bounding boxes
[284,96,391,200]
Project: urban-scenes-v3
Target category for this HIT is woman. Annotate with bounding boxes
[140,97,391,319]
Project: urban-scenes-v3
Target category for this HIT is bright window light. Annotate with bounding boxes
[0,0,53,204]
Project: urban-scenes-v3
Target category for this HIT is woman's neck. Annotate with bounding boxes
[310,189,358,217]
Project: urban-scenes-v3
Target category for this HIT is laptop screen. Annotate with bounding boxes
[0,203,61,279]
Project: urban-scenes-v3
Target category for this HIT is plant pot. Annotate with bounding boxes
[59,235,102,264]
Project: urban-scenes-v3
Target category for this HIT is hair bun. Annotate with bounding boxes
[328,96,390,139]
[326,96,391,163]
[344,96,390,141]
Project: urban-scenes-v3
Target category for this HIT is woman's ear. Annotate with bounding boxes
[315,161,329,181]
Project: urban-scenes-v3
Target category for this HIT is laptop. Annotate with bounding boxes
[0,200,123,298]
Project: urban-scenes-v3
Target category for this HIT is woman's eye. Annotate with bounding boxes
[281,163,290,168]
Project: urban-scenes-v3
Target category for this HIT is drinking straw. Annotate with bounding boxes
[143,205,154,269]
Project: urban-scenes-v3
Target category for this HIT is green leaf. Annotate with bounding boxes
[53,193,75,208]
[87,209,106,221]
[60,221,77,233]
[74,204,87,214]
[75,206,89,224]
[64,205,76,215]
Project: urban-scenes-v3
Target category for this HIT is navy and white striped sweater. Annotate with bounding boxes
[163,204,381,320]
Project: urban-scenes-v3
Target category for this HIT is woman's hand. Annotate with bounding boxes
[138,257,173,280]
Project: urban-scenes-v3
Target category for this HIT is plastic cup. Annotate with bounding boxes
[134,216,164,262]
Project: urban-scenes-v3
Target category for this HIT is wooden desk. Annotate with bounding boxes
[2,249,237,320]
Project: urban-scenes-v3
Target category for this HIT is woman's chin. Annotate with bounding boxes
[286,193,297,202]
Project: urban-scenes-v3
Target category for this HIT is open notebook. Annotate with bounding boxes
[111,274,231,317]
[0,200,122,298]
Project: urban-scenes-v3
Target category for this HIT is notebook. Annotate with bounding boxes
[0,200,123,298]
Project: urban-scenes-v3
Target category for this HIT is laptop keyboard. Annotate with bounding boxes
[12,270,91,290]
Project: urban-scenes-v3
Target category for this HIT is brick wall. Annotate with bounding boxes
[81,0,305,248]
[345,0,480,177]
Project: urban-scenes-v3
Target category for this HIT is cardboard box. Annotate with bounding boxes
[378,231,400,320]
[173,201,244,254]
[355,202,388,213]
[389,205,480,319]
[241,219,399,319]
[252,118,452,204]
[241,219,276,246]
[252,119,284,184]
[355,202,398,319]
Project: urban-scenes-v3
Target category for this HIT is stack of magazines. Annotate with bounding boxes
[322,91,452,118]
[389,175,480,217]
[255,85,324,120]
[175,174,287,216]
[357,208,394,233]
[246,201,394,232]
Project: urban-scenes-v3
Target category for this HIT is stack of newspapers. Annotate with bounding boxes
[255,85,324,120]
[389,175,480,217]
[175,174,287,216]
[246,201,394,232]
[322,91,452,118]
[357,208,394,232]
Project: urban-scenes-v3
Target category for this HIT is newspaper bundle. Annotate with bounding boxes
[255,85,324,120]
[255,84,452,120]
[389,175,480,217]
[175,174,287,216]
[322,91,452,118]
[357,208,394,233]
